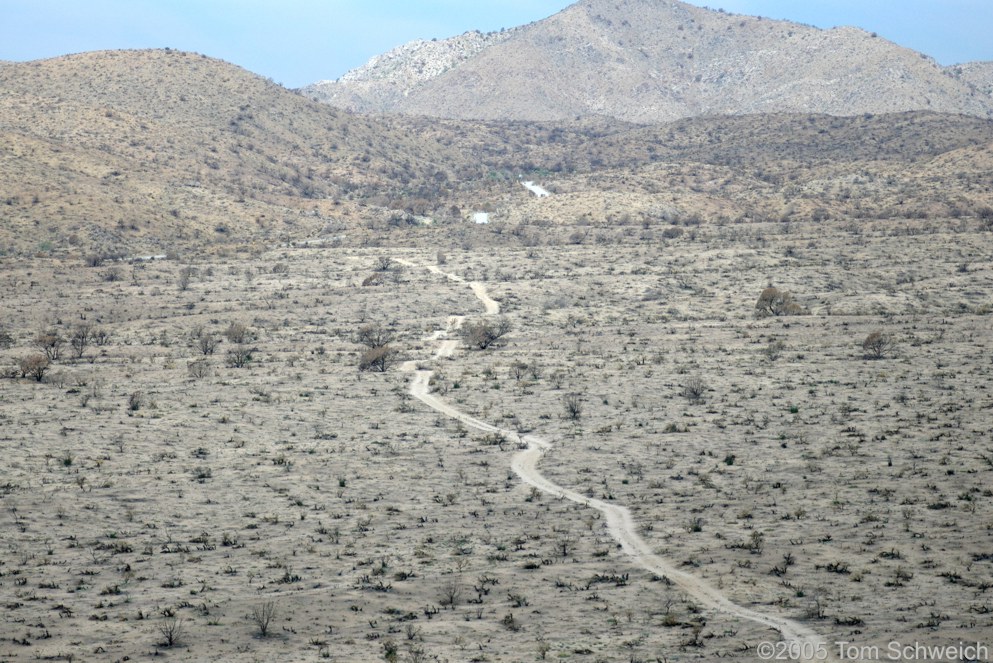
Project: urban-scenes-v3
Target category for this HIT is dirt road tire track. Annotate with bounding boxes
[399,259,837,662]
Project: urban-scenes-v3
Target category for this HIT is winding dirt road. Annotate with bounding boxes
[399,259,834,661]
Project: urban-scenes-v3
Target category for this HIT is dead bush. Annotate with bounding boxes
[563,393,583,420]
[862,331,895,359]
[682,376,707,403]
[438,577,463,609]
[250,601,277,637]
[157,616,184,647]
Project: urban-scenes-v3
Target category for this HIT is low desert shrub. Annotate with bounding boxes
[755,286,805,317]
[862,331,895,359]
[461,317,512,350]
[359,344,399,372]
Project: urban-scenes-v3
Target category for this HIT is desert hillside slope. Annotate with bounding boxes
[951,60,993,98]
[3,48,993,258]
[310,29,517,114]
[304,0,993,123]
[0,49,469,255]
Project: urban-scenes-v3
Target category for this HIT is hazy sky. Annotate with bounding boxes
[1,1,989,88]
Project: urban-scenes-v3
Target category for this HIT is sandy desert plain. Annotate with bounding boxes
[1,216,992,662]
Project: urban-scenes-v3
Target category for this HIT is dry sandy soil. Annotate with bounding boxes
[1,216,991,662]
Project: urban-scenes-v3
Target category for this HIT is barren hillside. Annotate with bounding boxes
[305,0,993,123]
[950,60,993,98]
[0,50,467,256]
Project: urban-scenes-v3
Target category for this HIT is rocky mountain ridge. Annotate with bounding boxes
[303,0,993,123]
[311,29,516,113]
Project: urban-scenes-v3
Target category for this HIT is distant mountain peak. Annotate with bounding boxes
[303,0,993,123]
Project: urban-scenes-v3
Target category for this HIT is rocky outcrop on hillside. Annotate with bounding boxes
[949,61,993,99]
[303,30,515,113]
[305,0,993,123]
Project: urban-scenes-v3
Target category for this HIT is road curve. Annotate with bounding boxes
[399,259,835,661]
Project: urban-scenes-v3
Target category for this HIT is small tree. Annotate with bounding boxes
[35,329,64,361]
[196,331,218,356]
[862,331,895,359]
[19,354,50,381]
[223,322,253,367]
[227,344,254,368]
[92,327,112,346]
[755,286,804,317]
[462,317,512,350]
[224,322,251,345]
[251,601,277,637]
[69,323,93,359]
[188,358,211,380]
[355,322,395,349]
[359,344,400,372]
[177,266,195,292]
